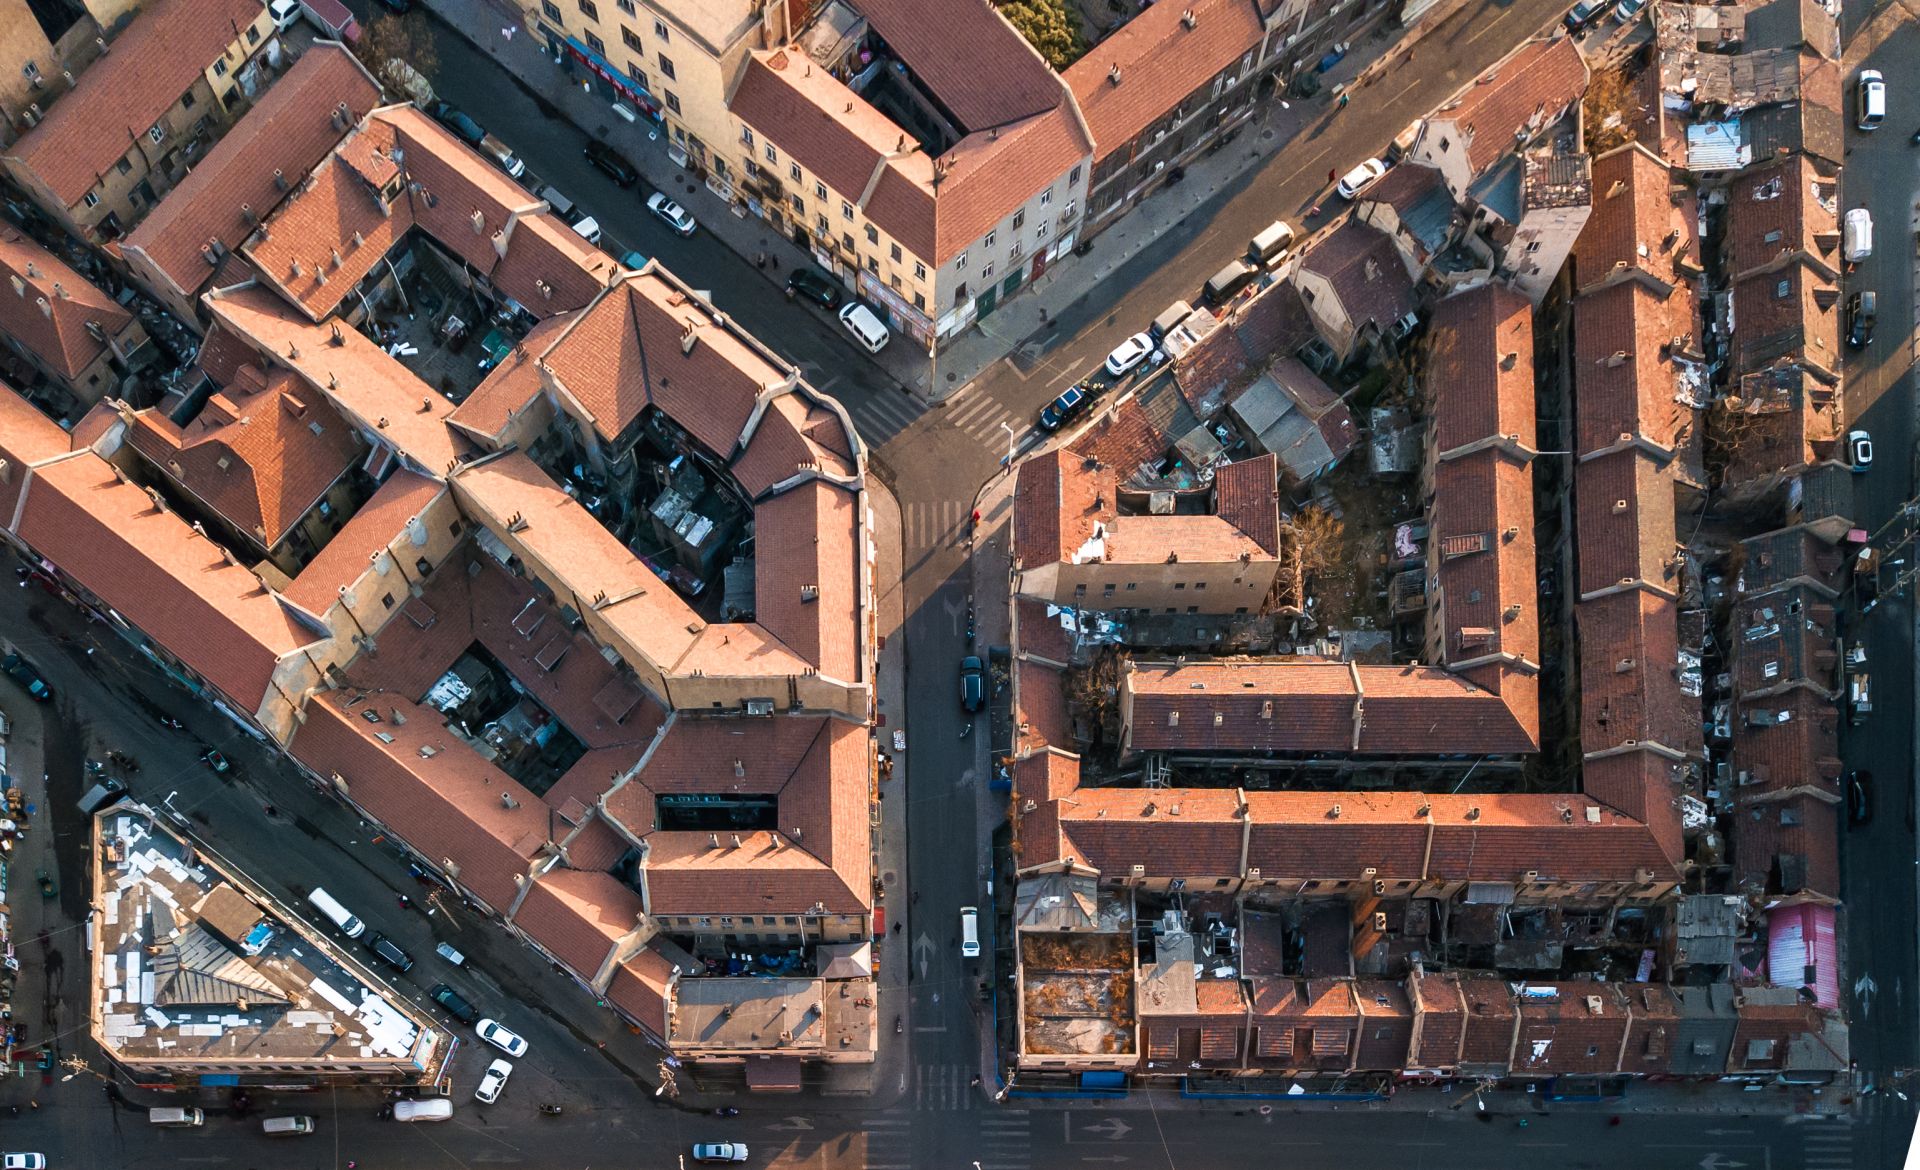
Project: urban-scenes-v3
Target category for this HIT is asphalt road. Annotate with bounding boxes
[1835,7,1920,1083]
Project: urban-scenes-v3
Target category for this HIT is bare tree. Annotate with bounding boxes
[354,13,440,103]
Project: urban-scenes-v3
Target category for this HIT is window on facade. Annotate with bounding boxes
[1063,200,1077,220]
[816,213,829,233]
[981,262,994,280]
[1194,581,1206,590]
[1125,582,1137,591]
[741,126,755,148]
[814,181,827,199]
[890,243,902,263]
[627,63,648,88]
[180,92,196,111]
[789,162,801,181]
[664,90,680,114]
[654,19,670,40]
[116,158,131,176]
[82,191,99,209]
[1102,584,1116,597]
[658,53,675,80]
[764,143,776,164]
[542,0,562,19]
[841,199,853,220]
[913,291,926,310]
[956,251,967,270]
[1012,210,1025,230]
[584,29,605,53]
[21,61,38,82]
[913,261,927,280]
[890,274,902,290]
[1070,163,1082,185]
[1009,240,1023,260]
[1040,188,1053,206]
[617,0,635,11]
[622,26,642,51]
[841,233,856,252]
[578,0,598,17]
[1036,220,1048,241]
[864,224,877,245]
[147,124,166,145]
[985,230,996,248]
[866,257,879,274]
[213,58,228,78]
[791,193,804,214]
[246,25,259,44]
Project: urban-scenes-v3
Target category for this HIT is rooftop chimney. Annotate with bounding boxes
[1108,64,1122,86]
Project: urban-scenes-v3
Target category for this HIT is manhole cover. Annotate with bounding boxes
[882,870,897,885]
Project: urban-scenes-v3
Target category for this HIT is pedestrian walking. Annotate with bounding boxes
[768,255,778,271]
[1328,168,1337,185]
[1338,92,1349,109]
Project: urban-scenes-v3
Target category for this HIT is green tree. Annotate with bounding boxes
[353,12,440,103]
[999,0,1087,71]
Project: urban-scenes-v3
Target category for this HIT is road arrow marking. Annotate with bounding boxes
[1855,972,1878,1018]
[1699,1155,1748,1170]
[914,932,935,980]
[769,1115,816,1132]
[1084,1118,1133,1140]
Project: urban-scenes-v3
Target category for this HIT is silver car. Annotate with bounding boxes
[474,1058,513,1104]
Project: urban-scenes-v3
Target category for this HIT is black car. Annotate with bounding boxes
[1038,384,1093,432]
[1848,771,1873,824]
[1,652,51,702]
[367,934,414,974]
[583,139,639,187]
[428,102,485,148]
[429,982,480,1024]
[1847,290,1876,348]
[785,268,844,310]
[960,655,985,713]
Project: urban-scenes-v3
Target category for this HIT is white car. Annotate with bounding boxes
[1847,429,1873,471]
[476,1018,528,1057]
[647,192,697,236]
[692,1144,750,1164]
[3,1157,47,1170]
[474,1058,513,1104]
[1103,332,1155,378]
[1335,158,1388,200]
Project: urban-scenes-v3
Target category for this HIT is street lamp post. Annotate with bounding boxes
[1000,422,1016,469]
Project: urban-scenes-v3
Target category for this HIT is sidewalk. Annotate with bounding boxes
[421,0,1446,403]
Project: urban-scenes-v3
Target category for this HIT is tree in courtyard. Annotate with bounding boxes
[353,12,440,103]
[999,0,1087,71]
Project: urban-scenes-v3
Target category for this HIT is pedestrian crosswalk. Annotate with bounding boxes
[839,382,926,447]
[1799,1117,1855,1168]
[903,499,973,555]
[941,390,1031,455]
[864,1092,1032,1170]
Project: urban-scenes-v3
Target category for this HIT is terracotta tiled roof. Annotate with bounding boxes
[1012,447,1275,571]
[1723,155,1839,280]
[204,284,470,475]
[1014,596,1075,664]
[1442,37,1589,175]
[281,470,444,615]
[1577,587,1695,752]
[1300,222,1415,332]
[125,369,362,550]
[1064,0,1265,158]
[488,213,620,317]
[927,105,1089,264]
[1071,398,1166,477]
[1513,983,1630,1074]
[729,51,900,213]
[1409,971,1469,1068]
[1731,790,1839,896]
[122,43,381,307]
[538,272,782,453]
[1571,278,1700,458]
[852,0,1064,133]
[1730,687,1841,801]
[606,948,677,1038]
[1431,451,1540,664]
[752,478,863,684]
[1428,286,1535,454]
[731,389,858,498]
[1737,525,1844,597]
[1730,263,1839,378]
[1013,450,1067,567]
[0,227,134,379]
[3,0,267,207]
[14,452,315,709]
[1573,449,1679,597]
[514,868,641,979]
[290,692,547,912]
[1057,788,1247,878]
[1581,752,1687,869]
[1016,659,1073,755]
[1458,977,1518,1069]
[1575,143,1691,291]
[448,313,572,445]
[0,383,75,519]
[1213,455,1280,556]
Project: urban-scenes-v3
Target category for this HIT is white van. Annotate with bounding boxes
[1857,69,1886,131]
[570,216,603,246]
[269,0,301,31]
[307,887,366,939]
[262,1115,315,1136]
[1843,207,1873,262]
[393,1098,454,1123]
[149,1107,205,1127]
[1248,220,1297,266]
[838,302,891,354]
[959,906,980,958]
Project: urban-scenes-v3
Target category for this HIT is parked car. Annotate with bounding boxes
[646,192,697,236]
[1848,771,1873,824]
[1613,0,1646,20]
[621,250,649,271]
[476,1019,528,1057]
[837,302,891,353]
[474,1058,513,1104]
[960,656,985,712]
[2,1156,47,1170]
[1847,290,1876,347]
[427,102,485,148]
[429,983,480,1024]
[785,267,844,310]
[1037,384,1092,432]
[584,139,639,187]
[1,653,51,703]
[366,934,413,974]
[1564,0,1607,28]
[1335,158,1388,199]
[1847,429,1873,471]
[692,1144,750,1164]
[1856,68,1886,131]
[1102,332,1155,378]
[1849,672,1872,723]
